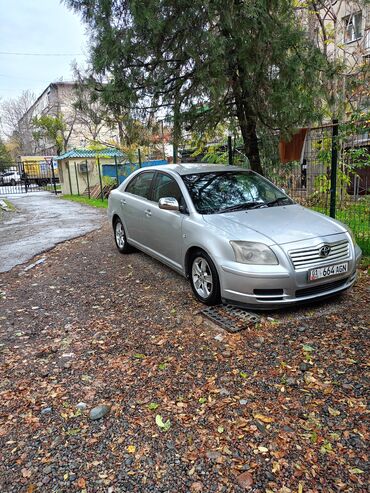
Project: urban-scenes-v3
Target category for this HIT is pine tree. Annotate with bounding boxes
[65,0,330,173]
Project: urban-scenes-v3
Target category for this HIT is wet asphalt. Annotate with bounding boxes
[0,192,106,273]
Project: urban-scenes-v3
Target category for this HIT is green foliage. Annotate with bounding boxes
[64,0,330,172]
[102,175,117,187]
[32,115,66,155]
[309,118,370,207]
[0,138,11,166]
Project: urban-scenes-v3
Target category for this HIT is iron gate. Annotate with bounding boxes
[0,161,59,195]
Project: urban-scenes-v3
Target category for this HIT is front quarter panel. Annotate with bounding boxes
[182,215,269,280]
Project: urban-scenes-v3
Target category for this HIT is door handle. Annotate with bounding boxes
[144,209,152,217]
[120,199,126,205]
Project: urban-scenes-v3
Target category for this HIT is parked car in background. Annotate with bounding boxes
[108,163,361,309]
[0,170,21,186]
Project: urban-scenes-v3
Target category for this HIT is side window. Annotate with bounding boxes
[152,173,181,201]
[152,173,187,212]
[125,172,155,199]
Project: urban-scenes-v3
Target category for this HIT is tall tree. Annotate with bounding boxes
[65,0,329,173]
[0,90,35,155]
[32,115,67,155]
[300,0,369,119]
[0,137,11,166]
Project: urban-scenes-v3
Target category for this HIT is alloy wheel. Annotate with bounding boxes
[115,221,125,249]
[191,256,213,299]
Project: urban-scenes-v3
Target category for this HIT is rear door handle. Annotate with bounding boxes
[144,209,152,217]
[120,199,126,205]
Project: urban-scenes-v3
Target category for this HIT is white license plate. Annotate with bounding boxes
[308,262,348,282]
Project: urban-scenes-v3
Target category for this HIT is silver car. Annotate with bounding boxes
[108,164,361,309]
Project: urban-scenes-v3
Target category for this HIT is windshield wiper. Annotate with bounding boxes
[218,202,266,213]
[266,197,292,207]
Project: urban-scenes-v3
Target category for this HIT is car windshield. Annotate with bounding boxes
[181,170,293,214]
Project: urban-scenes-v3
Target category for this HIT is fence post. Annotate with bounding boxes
[85,159,91,199]
[67,162,73,195]
[97,157,104,201]
[74,162,80,196]
[22,162,28,193]
[138,148,142,168]
[114,155,119,186]
[50,159,57,195]
[173,145,178,164]
[228,134,233,166]
[330,119,339,218]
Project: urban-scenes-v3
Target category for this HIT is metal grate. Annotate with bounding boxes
[201,304,260,333]
[289,240,349,270]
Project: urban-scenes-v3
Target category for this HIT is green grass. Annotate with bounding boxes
[312,200,369,255]
[45,184,61,192]
[60,195,108,209]
[0,199,16,219]
[3,199,16,211]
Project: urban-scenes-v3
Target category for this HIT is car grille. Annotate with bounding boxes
[295,278,349,298]
[289,240,349,270]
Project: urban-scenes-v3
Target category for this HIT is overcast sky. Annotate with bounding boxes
[0,0,88,102]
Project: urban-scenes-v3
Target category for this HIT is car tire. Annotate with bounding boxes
[10,179,16,186]
[113,217,134,254]
[189,250,221,305]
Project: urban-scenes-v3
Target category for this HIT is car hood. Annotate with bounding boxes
[203,204,348,245]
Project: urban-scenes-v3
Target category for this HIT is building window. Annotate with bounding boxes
[343,12,363,43]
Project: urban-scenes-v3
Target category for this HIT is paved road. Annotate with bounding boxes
[0,192,105,273]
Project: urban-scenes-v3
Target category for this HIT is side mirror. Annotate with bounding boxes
[158,197,179,211]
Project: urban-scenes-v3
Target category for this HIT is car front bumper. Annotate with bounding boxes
[219,238,361,310]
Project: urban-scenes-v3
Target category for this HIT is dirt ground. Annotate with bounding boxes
[0,222,368,493]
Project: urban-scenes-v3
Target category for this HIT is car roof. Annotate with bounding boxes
[145,163,247,176]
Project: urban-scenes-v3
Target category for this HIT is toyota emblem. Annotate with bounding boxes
[319,245,331,258]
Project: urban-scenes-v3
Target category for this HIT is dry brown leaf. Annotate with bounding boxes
[253,413,274,423]
[77,477,86,489]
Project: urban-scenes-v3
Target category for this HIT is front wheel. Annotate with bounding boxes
[113,218,133,254]
[190,250,221,305]
[10,179,16,186]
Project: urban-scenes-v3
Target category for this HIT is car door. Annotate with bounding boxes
[121,170,155,246]
[143,172,187,270]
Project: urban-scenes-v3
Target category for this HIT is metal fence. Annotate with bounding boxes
[264,121,369,255]
[181,120,369,255]
[59,157,168,200]
[0,160,59,195]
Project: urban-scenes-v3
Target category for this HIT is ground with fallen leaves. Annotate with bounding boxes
[0,222,368,493]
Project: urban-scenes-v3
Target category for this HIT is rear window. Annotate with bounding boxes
[125,172,155,199]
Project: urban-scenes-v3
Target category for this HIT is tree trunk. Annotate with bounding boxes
[220,5,263,175]
[239,117,263,175]
[231,75,264,175]
[172,95,181,164]
[117,120,125,146]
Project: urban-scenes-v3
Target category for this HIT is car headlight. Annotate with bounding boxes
[230,241,279,265]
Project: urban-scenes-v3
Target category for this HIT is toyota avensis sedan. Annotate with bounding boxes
[108,164,361,309]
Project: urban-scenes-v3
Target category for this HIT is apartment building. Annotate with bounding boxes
[18,82,117,155]
[303,1,369,111]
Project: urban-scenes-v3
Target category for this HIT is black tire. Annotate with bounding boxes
[113,217,134,254]
[189,250,221,305]
[10,179,16,186]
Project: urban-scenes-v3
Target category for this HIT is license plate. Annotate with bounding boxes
[308,262,348,282]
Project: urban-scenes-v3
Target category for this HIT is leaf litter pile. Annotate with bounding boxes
[0,223,368,492]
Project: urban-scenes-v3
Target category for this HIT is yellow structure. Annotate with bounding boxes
[19,156,58,178]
